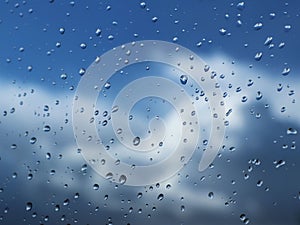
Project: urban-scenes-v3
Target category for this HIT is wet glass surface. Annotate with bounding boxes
[0,1,299,224]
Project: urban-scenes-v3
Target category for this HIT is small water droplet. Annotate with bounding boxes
[119,175,127,184]
[93,184,99,190]
[26,202,32,211]
[59,27,65,34]
[27,173,33,180]
[79,68,86,76]
[256,91,263,100]
[264,36,273,46]
[241,96,248,102]
[133,137,140,146]
[63,198,69,206]
[254,52,263,61]
[105,172,113,180]
[104,82,111,89]
[54,205,60,212]
[236,2,245,10]
[219,28,227,35]
[284,24,292,32]
[95,28,102,36]
[60,73,67,80]
[107,35,114,40]
[43,125,51,132]
[204,65,210,72]
[111,105,119,113]
[30,137,37,144]
[208,192,214,199]
[257,180,263,187]
[46,152,51,160]
[180,75,188,85]
[157,193,164,201]
[282,67,290,76]
[80,43,87,49]
[274,160,286,169]
[10,144,17,149]
[137,192,143,199]
[254,22,263,30]
[180,205,185,212]
[152,16,158,23]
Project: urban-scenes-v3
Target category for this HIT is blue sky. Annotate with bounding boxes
[0,0,300,225]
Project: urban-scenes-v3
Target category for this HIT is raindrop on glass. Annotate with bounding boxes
[180,75,188,85]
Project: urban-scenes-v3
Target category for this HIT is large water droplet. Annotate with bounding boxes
[287,128,297,135]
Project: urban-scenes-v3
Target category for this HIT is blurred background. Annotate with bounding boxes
[0,0,300,224]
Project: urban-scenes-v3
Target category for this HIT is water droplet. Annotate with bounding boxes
[264,36,273,46]
[80,43,87,49]
[133,137,140,146]
[254,52,263,61]
[240,214,246,221]
[95,28,102,36]
[27,66,33,72]
[208,192,214,199]
[278,42,285,49]
[54,205,60,212]
[63,198,69,206]
[26,202,32,211]
[204,65,210,72]
[256,91,263,100]
[116,128,122,134]
[180,205,185,212]
[43,125,51,132]
[152,17,158,22]
[60,73,67,80]
[157,193,164,201]
[219,28,227,35]
[140,2,146,8]
[30,137,37,144]
[236,2,245,10]
[93,184,99,190]
[108,35,114,40]
[59,28,65,34]
[46,152,51,160]
[282,67,290,76]
[10,144,17,149]
[257,180,263,187]
[74,193,80,199]
[274,160,286,169]
[180,75,188,85]
[104,82,111,89]
[287,128,297,135]
[105,172,113,180]
[284,24,292,32]
[111,105,119,113]
[241,96,248,102]
[137,192,143,199]
[27,173,33,180]
[254,22,263,30]
[119,175,127,184]
[79,68,86,76]
[269,12,276,19]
